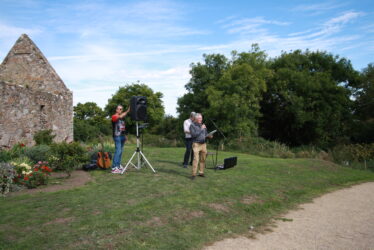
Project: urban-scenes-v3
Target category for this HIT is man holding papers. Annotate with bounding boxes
[189,113,213,180]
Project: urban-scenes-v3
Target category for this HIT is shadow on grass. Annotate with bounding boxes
[156,164,192,179]
[156,159,181,166]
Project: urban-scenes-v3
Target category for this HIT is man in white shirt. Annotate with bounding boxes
[183,112,196,168]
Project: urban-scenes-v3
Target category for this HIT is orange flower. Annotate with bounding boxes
[24,176,29,181]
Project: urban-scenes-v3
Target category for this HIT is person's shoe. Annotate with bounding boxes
[191,176,196,180]
[183,165,187,168]
[111,168,121,174]
[118,165,124,171]
[198,174,205,177]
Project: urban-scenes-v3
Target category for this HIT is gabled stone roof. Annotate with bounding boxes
[0,34,71,95]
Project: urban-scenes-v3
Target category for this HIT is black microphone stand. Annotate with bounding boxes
[208,118,227,168]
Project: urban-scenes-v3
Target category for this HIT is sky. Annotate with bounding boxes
[0,0,373,116]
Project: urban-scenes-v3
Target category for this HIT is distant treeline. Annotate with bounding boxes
[74,45,373,149]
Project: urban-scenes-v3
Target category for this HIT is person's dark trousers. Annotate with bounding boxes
[183,138,193,167]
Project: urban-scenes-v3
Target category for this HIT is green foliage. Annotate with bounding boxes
[260,50,359,147]
[23,171,48,188]
[12,161,52,189]
[351,63,374,143]
[34,129,56,145]
[178,53,228,117]
[23,145,51,163]
[142,134,184,147]
[105,82,165,134]
[0,163,15,196]
[74,102,111,142]
[7,143,27,159]
[0,150,12,163]
[10,156,34,168]
[22,163,52,189]
[153,115,183,141]
[49,142,88,176]
[330,143,374,170]
[225,136,295,158]
[178,45,271,138]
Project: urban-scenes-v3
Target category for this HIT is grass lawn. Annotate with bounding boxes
[1,145,374,249]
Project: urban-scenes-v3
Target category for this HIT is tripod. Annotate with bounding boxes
[120,122,156,174]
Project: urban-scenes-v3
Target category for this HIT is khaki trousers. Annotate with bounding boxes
[192,142,207,176]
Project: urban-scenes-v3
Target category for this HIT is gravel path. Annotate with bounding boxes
[205,182,374,250]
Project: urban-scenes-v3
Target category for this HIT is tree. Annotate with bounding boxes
[259,50,360,147]
[105,82,165,133]
[351,63,374,143]
[177,53,229,119]
[154,115,182,140]
[73,102,110,142]
[177,45,271,138]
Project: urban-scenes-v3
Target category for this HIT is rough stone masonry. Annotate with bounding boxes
[0,34,73,148]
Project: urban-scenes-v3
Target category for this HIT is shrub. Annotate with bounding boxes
[142,134,183,147]
[49,142,87,176]
[329,143,374,170]
[6,143,27,159]
[13,161,52,189]
[24,162,52,188]
[34,129,56,145]
[0,150,12,163]
[23,145,51,163]
[10,156,34,171]
[225,137,294,158]
[0,163,15,196]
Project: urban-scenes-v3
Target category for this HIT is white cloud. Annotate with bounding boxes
[222,17,290,35]
[0,22,41,38]
[211,11,366,56]
[292,1,348,15]
[45,0,208,39]
[48,41,193,115]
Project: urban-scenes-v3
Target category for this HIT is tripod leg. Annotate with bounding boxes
[121,151,137,174]
[137,151,141,169]
[139,151,156,173]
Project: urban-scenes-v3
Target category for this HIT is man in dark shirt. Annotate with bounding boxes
[189,113,213,179]
[111,105,130,174]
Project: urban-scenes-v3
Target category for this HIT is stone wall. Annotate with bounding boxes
[0,81,73,148]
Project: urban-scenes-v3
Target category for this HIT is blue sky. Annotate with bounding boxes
[1,0,373,116]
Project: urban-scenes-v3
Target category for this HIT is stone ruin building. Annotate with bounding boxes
[0,34,73,148]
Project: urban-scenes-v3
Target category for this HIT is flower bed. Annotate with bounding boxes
[13,161,52,189]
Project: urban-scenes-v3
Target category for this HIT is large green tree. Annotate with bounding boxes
[177,53,228,119]
[177,45,271,138]
[351,63,374,143]
[105,82,165,133]
[259,50,360,147]
[73,102,110,141]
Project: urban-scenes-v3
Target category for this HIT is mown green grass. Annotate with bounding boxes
[1,145,374,249]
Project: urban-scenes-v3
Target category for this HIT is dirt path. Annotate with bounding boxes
[205,182,374,250]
